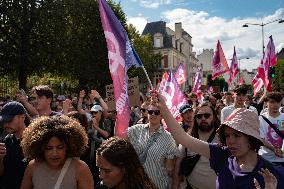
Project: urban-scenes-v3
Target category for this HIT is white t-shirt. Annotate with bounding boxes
[220,105,258,123]
[258,112,284,162]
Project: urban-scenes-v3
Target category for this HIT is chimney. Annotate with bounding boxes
[175,22,182,39]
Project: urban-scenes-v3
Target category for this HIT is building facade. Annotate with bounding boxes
[142,21,198,90]
[196,49,214,85]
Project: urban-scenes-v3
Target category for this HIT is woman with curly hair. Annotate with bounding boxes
[96,137,158,189]
[20,116,94,189]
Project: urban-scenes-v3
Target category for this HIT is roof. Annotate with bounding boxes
[142,21,173,48]
[277,48,284,59]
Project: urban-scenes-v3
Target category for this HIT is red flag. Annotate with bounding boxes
[228,47,239,86]
[212,40,230,80]
[252,59,265,95]
[174,63,186,85]
[158,71,187,120]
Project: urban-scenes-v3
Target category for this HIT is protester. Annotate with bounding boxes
[223,92,234,106]
[31,85,61,117]
[136,102,150,124]
[259,92,284,167]
[152,90,284,189]
[96,137,158,189]
[127,102,178,189]
[20,116,94,189]
[0,101,29,189]
[179,104,194,132]
[221,85,258,122]
[173,102,218,189]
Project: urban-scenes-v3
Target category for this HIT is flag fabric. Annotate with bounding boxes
[228,47,239,86]
[238,76,243,85]
[99,0,142,137]
[208,86,213,94]
[262,35,276,92]
[252,59,266,95]
[212,40,230,80]
[159,71,187,121]
[175,63,187,85]
[192,69,202,93]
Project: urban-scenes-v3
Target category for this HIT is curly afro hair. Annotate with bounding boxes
[21,115,88,161]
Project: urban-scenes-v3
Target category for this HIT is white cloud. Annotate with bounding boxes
[127,16,148,34]
[160,8,284,71]
[139,0,171,9]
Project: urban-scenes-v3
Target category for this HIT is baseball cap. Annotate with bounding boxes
[217,108,262,143]
[0,101,27,123]
[179,104,193,114]
[90,104,103,112]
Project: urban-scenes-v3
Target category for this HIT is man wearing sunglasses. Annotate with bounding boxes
[127,102,178,189]
[136,102,149,124]
[173,102,219,189]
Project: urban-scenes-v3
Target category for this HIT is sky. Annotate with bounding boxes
[114,0,284,71]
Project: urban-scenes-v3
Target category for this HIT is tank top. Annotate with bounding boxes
[32,159,77,189]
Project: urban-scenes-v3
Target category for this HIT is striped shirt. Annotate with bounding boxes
[128,124,178,189]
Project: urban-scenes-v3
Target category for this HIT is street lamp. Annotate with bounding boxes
[242,18,284,56]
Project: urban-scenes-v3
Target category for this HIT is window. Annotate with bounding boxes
[154,37,161,48]
[163,55,168,68]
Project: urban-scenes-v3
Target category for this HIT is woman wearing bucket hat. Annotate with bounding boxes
[151,90,284,189]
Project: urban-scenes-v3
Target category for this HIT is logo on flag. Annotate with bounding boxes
[99,0,142,137]
[175,63,186,85]
[228,47,239,86]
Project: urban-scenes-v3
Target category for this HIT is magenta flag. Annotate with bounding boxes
[192,69,202,93]
[99,0,142,137]
[159,71,187,120]
[228,47,239,86]
[238,77,243,85]
[174,63,186,85]
[252,59,265,95]
[212,40,229,80]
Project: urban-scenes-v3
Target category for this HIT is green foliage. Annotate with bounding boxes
[127,24,162,88]
[272,59,284,91]
[206,74,228,92]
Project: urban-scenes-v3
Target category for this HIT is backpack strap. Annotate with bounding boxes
[261,115,284,139]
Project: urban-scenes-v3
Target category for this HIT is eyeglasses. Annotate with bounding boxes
[196,113,211,119]
[140,108,147,112]
[147,110,160,115]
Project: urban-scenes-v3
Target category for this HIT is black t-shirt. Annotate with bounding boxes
[1,134,28,189]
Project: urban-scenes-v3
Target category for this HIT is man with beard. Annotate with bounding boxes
[221,85,257,122]
[172,102,219,189]
[258,92,284,167]
[0,101,29,189]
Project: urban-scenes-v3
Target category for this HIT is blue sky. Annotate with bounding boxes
[114,0,284,71]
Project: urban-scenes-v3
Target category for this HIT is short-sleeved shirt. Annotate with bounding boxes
[258,112,284,162]
[209,143,284,189]
[128,124,178,189]
[1,134,28,189]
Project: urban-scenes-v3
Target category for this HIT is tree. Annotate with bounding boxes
[272,59,284,91]
[127,24,161,88]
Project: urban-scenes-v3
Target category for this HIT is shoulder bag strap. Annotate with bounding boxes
[261,115,284,139]
[53,158,72,189]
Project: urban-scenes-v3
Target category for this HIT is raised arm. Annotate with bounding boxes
[154,90,211,159]
[90,89,109,116]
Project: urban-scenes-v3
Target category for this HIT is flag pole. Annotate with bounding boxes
[141,65,154,90]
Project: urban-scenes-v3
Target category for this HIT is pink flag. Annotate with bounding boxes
[262,35,276,92]
[192,68,202,93]
[99,0,142,137]
[175,63,186,85]
[228,47,239,86]
[212,40,230,80]
[159,71,187,120]
[238,77,243,85]
[252,59,265,95]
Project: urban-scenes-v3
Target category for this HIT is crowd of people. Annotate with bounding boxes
[0,84,284,189]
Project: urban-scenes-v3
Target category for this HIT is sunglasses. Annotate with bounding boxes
[140,108,147,112]
[148,110,160,115]
[196,113,211,119]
